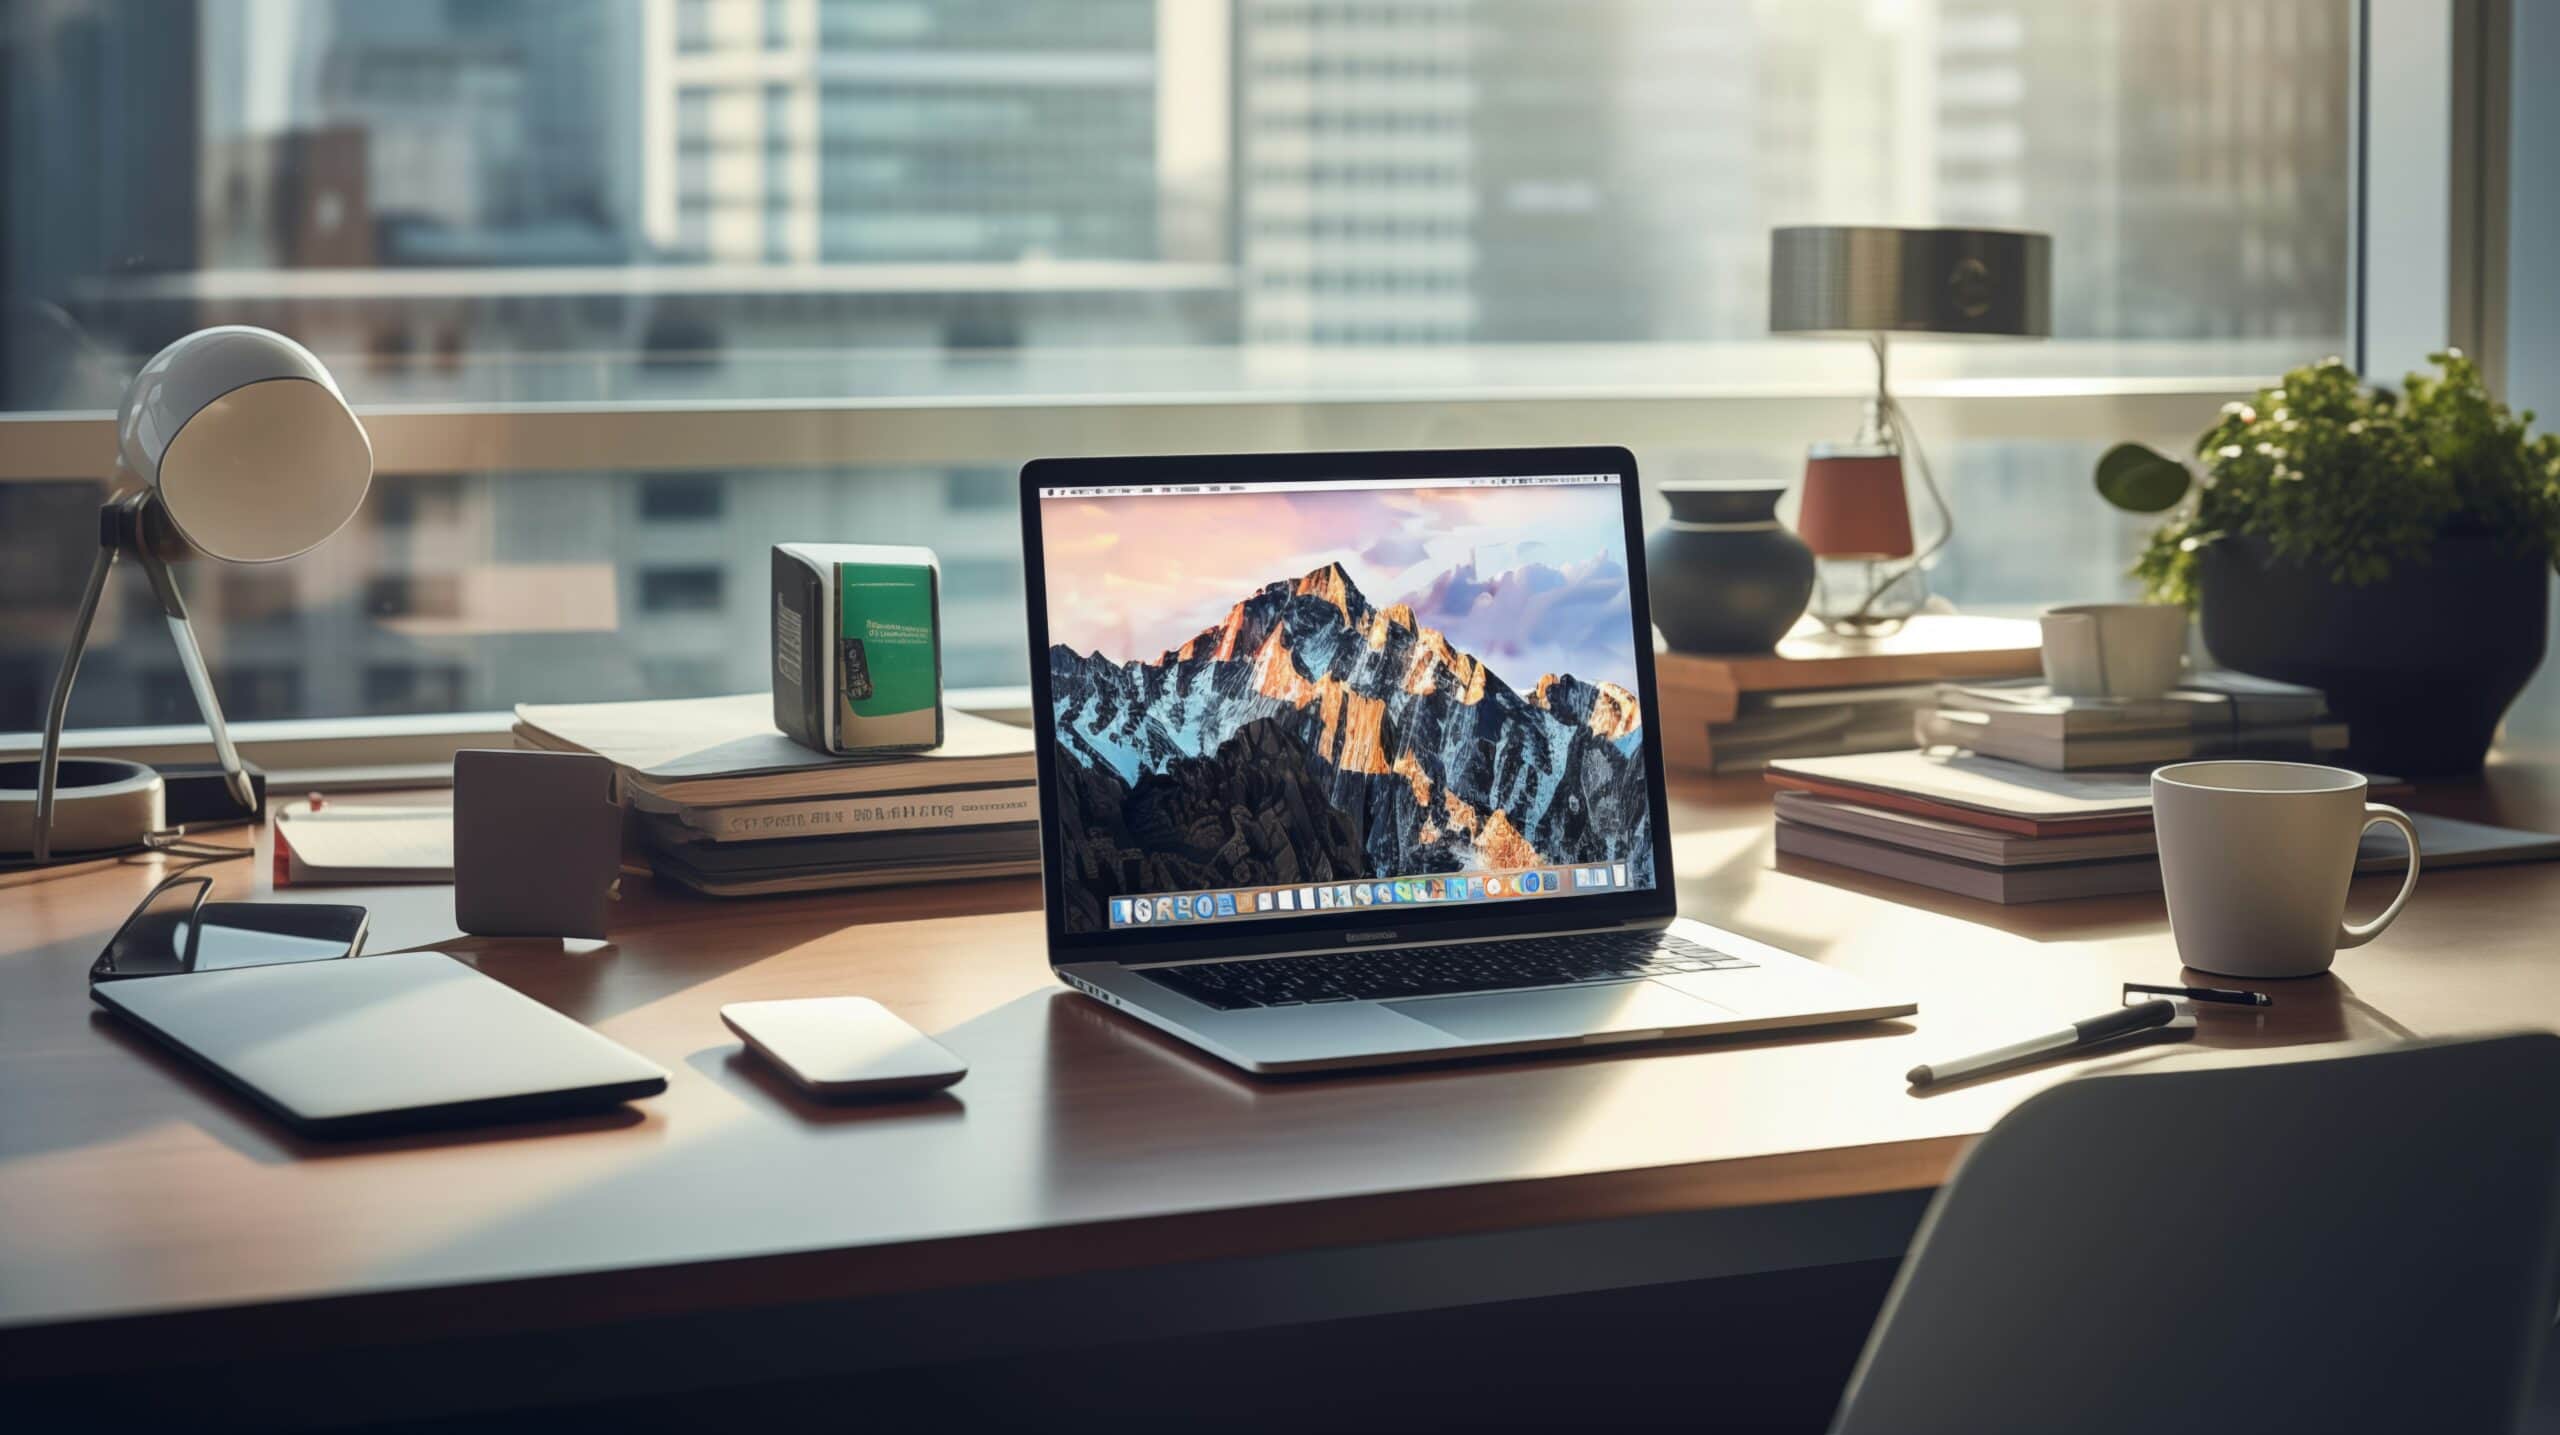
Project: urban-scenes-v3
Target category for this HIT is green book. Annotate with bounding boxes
[772,543,944,754]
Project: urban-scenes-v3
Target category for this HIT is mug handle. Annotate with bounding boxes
[2337,803,2422,950]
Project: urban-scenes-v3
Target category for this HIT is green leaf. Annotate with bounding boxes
[2095,442,2192,512]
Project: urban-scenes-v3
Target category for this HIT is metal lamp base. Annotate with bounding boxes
[0,757,163,860]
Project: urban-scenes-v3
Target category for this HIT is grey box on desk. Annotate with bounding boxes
[773,543,944,755]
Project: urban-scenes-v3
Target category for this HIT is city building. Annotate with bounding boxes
[0,0,2356,734]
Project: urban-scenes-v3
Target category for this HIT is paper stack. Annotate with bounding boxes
[1766,750,2555,904]
[513,693,1040,897]
[1654,615,2045,774]
[1916,671,2347,771]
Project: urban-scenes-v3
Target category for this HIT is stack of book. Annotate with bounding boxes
[1766,749,2558,904]
[1695,684,1941,773]
[513,693,1040,897]
[1655,615,2044,774]
[1915,671,2347,770]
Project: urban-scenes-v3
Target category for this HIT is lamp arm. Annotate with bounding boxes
[32,542,121,866]
[133,540,255,816]
[1885,391,1953,571]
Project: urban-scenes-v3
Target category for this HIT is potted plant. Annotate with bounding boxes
[2095,351,2560,775]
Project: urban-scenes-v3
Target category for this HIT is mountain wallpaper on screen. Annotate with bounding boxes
[1049,559,1653,932]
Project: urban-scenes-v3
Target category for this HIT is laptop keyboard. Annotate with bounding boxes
[1137,931,1756,1011]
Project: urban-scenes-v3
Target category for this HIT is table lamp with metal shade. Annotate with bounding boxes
[1770,226,2051,634]
[6,326,371,864]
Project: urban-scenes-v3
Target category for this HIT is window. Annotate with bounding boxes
[363,663,470,713]
[638,566,727,614]
[638,475,726,521]
[215,572,302,630]
[2,0,2360,739]
[943,470,1014,511]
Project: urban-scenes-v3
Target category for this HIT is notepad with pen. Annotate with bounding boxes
[272,802,455,886]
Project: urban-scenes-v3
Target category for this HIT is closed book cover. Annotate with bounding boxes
[1774,820,2163,904]
[2176,669,2331,724]
[1778,806,2560,904]
[1931,680,2212,735]
[1772,790,2158,867]
[1916,708,2348,770]
[1766,752,2404,837]
[1765,750,2161,836]
[1654,615,2043,695]
[1709,718,1931,774]
[1742,683,1943,713]
[1934,676,2333,737]
[1690,684,1939,773]
[631,783,1039,842]
[634,814,1039,874]
[512,693,1032,804]
[644,846,1039,897]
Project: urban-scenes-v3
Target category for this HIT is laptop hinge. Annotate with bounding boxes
[1122,915,1673,969]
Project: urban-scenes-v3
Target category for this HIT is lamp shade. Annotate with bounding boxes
[115,325,372,564]
[1795,445,1914,559]
[1770,226,2051,339]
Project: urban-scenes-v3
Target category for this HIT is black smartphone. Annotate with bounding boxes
[91,875,369,983]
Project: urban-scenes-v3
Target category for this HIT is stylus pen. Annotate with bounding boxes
[1906,999,2180,1089]
[2123,981,2271,1008]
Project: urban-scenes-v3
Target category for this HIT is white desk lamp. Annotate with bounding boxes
[21,327,371,863]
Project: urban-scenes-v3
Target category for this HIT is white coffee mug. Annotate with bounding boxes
[2151,761,2421,978]
[2040,602,2188,700]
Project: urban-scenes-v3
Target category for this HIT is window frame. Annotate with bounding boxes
[4,0,2477,785]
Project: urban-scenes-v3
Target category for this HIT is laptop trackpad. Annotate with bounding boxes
[1386,981,1729,1044]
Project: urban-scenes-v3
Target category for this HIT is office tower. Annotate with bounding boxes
[1914,0,2351,613]
[1933,0,2350,340]
[1234,0,1878,346]
[0,0,202,410]
[1234,0,1480,345]
[0,2,206,727]
[646,0,1160,266]
[1471,0,1761,341]
[194,1,643,271]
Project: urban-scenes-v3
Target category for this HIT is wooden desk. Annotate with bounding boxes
[7,766,2558,1423]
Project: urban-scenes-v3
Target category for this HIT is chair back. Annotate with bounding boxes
[1833,1033,2560,1435]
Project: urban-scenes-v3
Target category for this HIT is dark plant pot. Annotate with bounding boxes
[2196,535,2550,777]
[1645,484,1816,653]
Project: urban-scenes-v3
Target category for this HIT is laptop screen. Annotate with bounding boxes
[1032,466,1660,937]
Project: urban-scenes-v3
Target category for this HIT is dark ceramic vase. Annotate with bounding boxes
[1645,484,1816,653]
[2196,534,2549,777]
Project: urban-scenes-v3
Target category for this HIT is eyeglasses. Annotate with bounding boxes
[90,872,369,983]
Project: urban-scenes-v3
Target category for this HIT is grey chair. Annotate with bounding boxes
[1833,1033,2560,1435]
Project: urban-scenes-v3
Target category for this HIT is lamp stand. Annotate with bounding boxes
[1818,334,1955,635]
[33,491,255,864]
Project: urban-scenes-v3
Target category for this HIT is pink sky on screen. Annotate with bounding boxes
[1039,481,1639,692]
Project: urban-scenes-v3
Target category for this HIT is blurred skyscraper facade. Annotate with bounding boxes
[0,0,2352,732]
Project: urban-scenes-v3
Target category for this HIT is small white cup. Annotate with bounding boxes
[2152,761,2421,978]
[2040,602,2187,701]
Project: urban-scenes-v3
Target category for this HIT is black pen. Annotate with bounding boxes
[1907,999,2188,1088]
[2123,982,2271,1008]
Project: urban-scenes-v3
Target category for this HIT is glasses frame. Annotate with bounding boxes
[89,873,368,983]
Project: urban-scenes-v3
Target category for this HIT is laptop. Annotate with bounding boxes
[1020,446,1914,1074]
